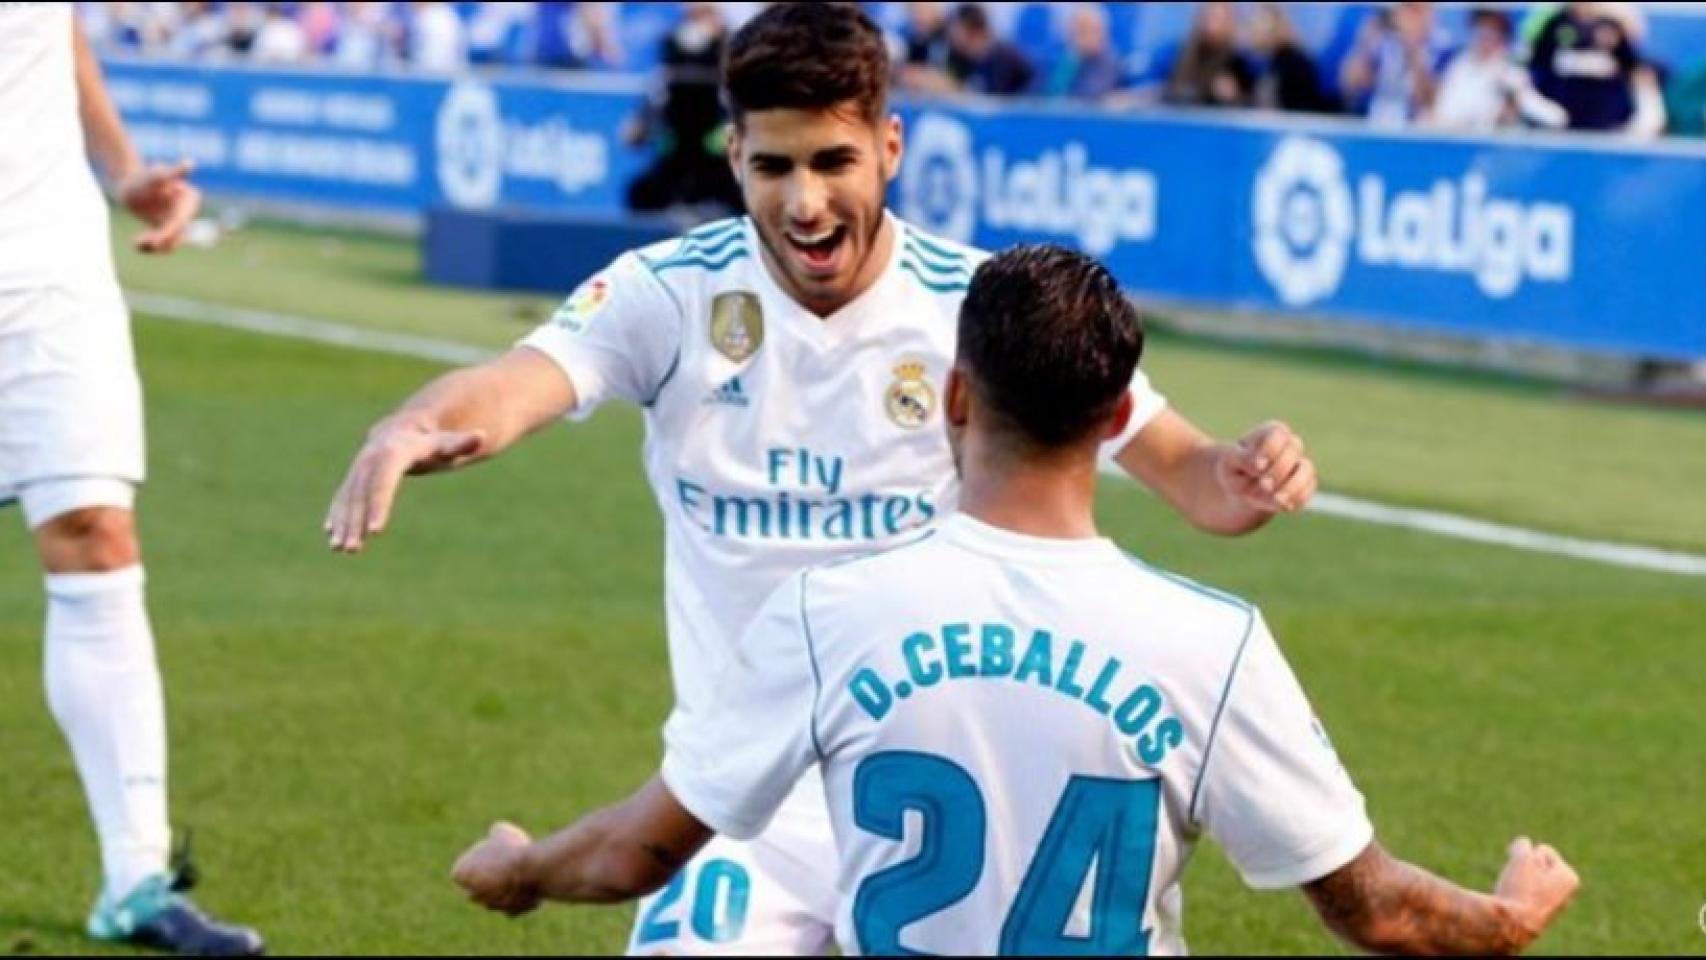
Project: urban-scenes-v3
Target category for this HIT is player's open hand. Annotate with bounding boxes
[324,416,487,552]
[1493,837,1580,939]
[453,822,539,917]
[117,159,201,254]
[1217,420,1316,514]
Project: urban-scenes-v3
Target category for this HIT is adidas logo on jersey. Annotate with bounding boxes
[704,376,751,409]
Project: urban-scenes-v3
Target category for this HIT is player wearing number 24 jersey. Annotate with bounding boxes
[453,245,1580,956]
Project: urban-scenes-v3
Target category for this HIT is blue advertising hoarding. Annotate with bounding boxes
[106,60,1706,360]
[104,60,649,217]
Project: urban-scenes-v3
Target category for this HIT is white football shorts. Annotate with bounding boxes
[0,281,144,528]
[627,774,838,956]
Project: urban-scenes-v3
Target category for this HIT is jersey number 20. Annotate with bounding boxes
[852,751,1161,955]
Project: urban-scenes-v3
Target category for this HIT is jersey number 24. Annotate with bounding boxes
[853,750,1162,955]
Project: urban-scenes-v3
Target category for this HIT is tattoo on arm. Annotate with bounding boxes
[1304,843,1535,956]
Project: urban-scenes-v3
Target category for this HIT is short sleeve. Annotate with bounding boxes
[1099,367,1170,460]
[1193,612,1374,890]
[661,574,820,841]
[518,252,682,420]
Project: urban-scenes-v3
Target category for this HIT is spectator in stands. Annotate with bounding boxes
[945,2,1035,97]
[333,1,400,70]
[624,2,742,216]
[165,1,231,59]
[1248,2,1337,113]
[894,1,958,95]
[1041,3,1126,102]
[1339,1,1446,126]
[530,1,624,71]
[222,1,263,58]
[1426,8,1567,131]
[406,1,467,73]
[564,1,625,71]
[300,1,339,58]
[251,2,309,64]
[466,1,532,66]
[1529,2,1666,137]
[1164,1,1255,108]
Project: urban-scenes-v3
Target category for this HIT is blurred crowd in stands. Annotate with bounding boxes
[82,1,1706,139]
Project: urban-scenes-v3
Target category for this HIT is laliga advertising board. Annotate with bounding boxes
[896,104,1706,361]
[101,60,1706,361]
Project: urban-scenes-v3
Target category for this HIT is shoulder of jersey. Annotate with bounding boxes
[1118,551,1258,636]
[896,220,988,298]
[630,217,754,282]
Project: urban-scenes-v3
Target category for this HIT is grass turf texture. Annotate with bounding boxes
[0,217,1699,954]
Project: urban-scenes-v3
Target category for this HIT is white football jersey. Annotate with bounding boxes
[520,214,1167,739]
[0,2,114,293]
[663,513,1373,956]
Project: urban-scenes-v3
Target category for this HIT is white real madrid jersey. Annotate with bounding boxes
[520,214,1167,733]
[0,2,114,293]
[661,513,1373,956]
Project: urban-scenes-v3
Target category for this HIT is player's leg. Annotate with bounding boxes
[625,786,839,956]
[6,283,261,955]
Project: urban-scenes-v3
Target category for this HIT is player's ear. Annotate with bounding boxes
[945,365,970,428]
[1103,390,1135,442]
[881,113,903,184]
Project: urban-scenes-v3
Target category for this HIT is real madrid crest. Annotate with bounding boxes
[885,361,936,429]
[709,292,764,362]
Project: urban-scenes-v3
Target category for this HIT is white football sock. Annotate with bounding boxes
[43,566,171,903]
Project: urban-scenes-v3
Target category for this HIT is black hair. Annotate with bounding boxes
[958,244,1144,450]
[722,2,891,125]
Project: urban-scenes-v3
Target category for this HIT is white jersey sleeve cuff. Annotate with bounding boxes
[1235,816,1376,891]
[660,753,770,842]
[1099,376,1169,462]
[515,339,607,423]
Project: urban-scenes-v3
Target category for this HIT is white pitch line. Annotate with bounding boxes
[128,292,496,366]
[129,289,1706,578]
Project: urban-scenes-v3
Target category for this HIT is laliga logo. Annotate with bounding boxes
[1253,135,1574,306]
[901,113,1156,255]
[436,81,503,209]
[436,81,609,210]
[901,114,978,244]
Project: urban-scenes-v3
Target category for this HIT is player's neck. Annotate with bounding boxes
[957,445,1101,541]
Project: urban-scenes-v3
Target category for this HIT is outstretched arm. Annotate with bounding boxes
[1303,839,1578,956]
[72,18,200,253]
[324,347,577,552]
[452,776,713,915]
[1114,410,1316,536]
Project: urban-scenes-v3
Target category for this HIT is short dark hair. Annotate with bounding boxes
[951,3,992,36]
[1469,7,1512,38]
[721,2,891,126]
[958,245,1144,450]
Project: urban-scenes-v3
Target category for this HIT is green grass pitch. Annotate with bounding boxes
[0,218,1702,954]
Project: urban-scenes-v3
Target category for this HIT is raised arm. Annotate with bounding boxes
[1303,838,1579,956]
[72,18,200,253]
[1113,409,1315,536]
[452,777,713,915]
[324,347,577,552]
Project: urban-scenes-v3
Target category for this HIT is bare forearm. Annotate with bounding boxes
[518,780,709,905]
[385,349,576,460]
[1115,428,1271,536]
[516,809,680,904]
[71,21,141,182]
[1306,844,1539,956]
